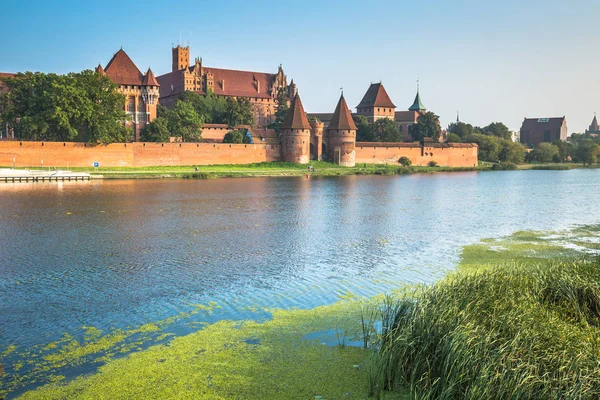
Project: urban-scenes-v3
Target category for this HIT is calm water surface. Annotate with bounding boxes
[1,170,599,352]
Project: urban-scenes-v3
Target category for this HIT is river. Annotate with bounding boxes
[0,170,599,394]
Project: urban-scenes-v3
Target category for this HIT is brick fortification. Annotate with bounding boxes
[0,141,476,168]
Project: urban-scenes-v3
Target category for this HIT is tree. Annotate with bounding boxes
[483,122,511,140]
[530,142,559,163]
[551,139,570,162]
[0,70,129,144]
[499,141,526,163]
[410,112,441,142]
[465,133,502,162]
[447,122,475,139]
[222,129,251,144]
[353,114,373,141]
[576,143,600,166]
[369,118,402,142]
[224,97,253,127]
[268,88,290,136]
[445,133,462,143]
[168,100,203,142]
[140,117,170,142]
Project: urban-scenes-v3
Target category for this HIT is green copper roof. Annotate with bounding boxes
[409,91,426,112]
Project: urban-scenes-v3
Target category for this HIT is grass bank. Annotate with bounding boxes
[370,227,600,399]
[3,161,485,180]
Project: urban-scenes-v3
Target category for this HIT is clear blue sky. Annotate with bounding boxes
[3,0,599,133]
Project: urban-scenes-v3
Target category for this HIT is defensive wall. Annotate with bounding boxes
[355,142,478,167]
[0,141,477,168]
[0,141,281,168]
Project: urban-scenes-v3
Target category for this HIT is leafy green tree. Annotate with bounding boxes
[0,70,128,144]
[530,142,559,163]
[447,122,475,139]
[168,100,203,142]
[410,112,441,142]
[180,90,227,124]
[551,139,570,162]
[224,97,253,127]
[353,114,373,141]
[222,129,252,144]
[483,122,511,140]
[445,133,462,143]
[576,143,600,166]
[140,117,170,142]
[268,88,290,136]
[499,141,526,163]
[465,133,502,162]
[369,118,402,142]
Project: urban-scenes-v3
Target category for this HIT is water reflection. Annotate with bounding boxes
[1,170,600,351]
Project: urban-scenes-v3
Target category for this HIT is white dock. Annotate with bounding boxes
[0,169,91,182]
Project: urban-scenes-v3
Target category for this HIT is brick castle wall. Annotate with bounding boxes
[0,141,281,168]
[355,142,478,167]
[0,141,476,168]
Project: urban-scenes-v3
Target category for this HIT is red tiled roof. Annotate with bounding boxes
[328,95,357,131]
[157,66,277,99]
[104,49,144,86]
[520,117,566,132]
[282,94,311,130]
[395,111,419,123]
[357,83,396,109]
[142,68,160,87]
[0,73,16,94]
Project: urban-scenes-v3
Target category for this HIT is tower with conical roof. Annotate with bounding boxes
[326,94,357,167]
[408,82,427,113]
[356,82,396,122]
[280,94,312,163]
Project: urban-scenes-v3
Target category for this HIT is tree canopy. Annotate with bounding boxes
[223,129,252,144]
[368,118,402,142]
[410,112,442,142]
[352,115,372,141]
[268,88,290,136]
[0,70,129,144]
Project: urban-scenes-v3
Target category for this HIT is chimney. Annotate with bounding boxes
[257,80,260,93]
[222,79,225,91]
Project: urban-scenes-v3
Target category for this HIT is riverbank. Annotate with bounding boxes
[8,225,599,399]
[2,161,596,180]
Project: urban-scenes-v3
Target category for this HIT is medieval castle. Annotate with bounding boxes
[0,46,479,168]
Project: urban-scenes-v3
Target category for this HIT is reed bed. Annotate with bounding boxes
[370,259,600,399]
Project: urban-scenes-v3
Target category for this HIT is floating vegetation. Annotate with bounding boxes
[5,225,600,399]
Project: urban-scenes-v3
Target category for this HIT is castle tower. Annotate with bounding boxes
[408,84,427,114]
[326,94,357,167]
[280,94,312,164]
[356,82,396,122]
[141,68,160,124]
[310,119,324,161]
[172,45,190,72]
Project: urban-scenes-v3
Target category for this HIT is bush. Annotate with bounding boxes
[398,156,412,166]
[372,260,600,399]
[428,161,438,167]
[492,162,517,170]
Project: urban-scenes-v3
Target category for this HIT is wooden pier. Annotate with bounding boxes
[0,169,92,183]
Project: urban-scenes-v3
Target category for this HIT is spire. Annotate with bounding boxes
[142,67,160,87]
[591,113,599,132]
[457,111,460,123]
[95,63,106,76]
[409,81,426,112]
[328,94,357,131]
[282,94,311,130]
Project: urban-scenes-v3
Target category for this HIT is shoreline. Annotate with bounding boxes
[1,161,595,180]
